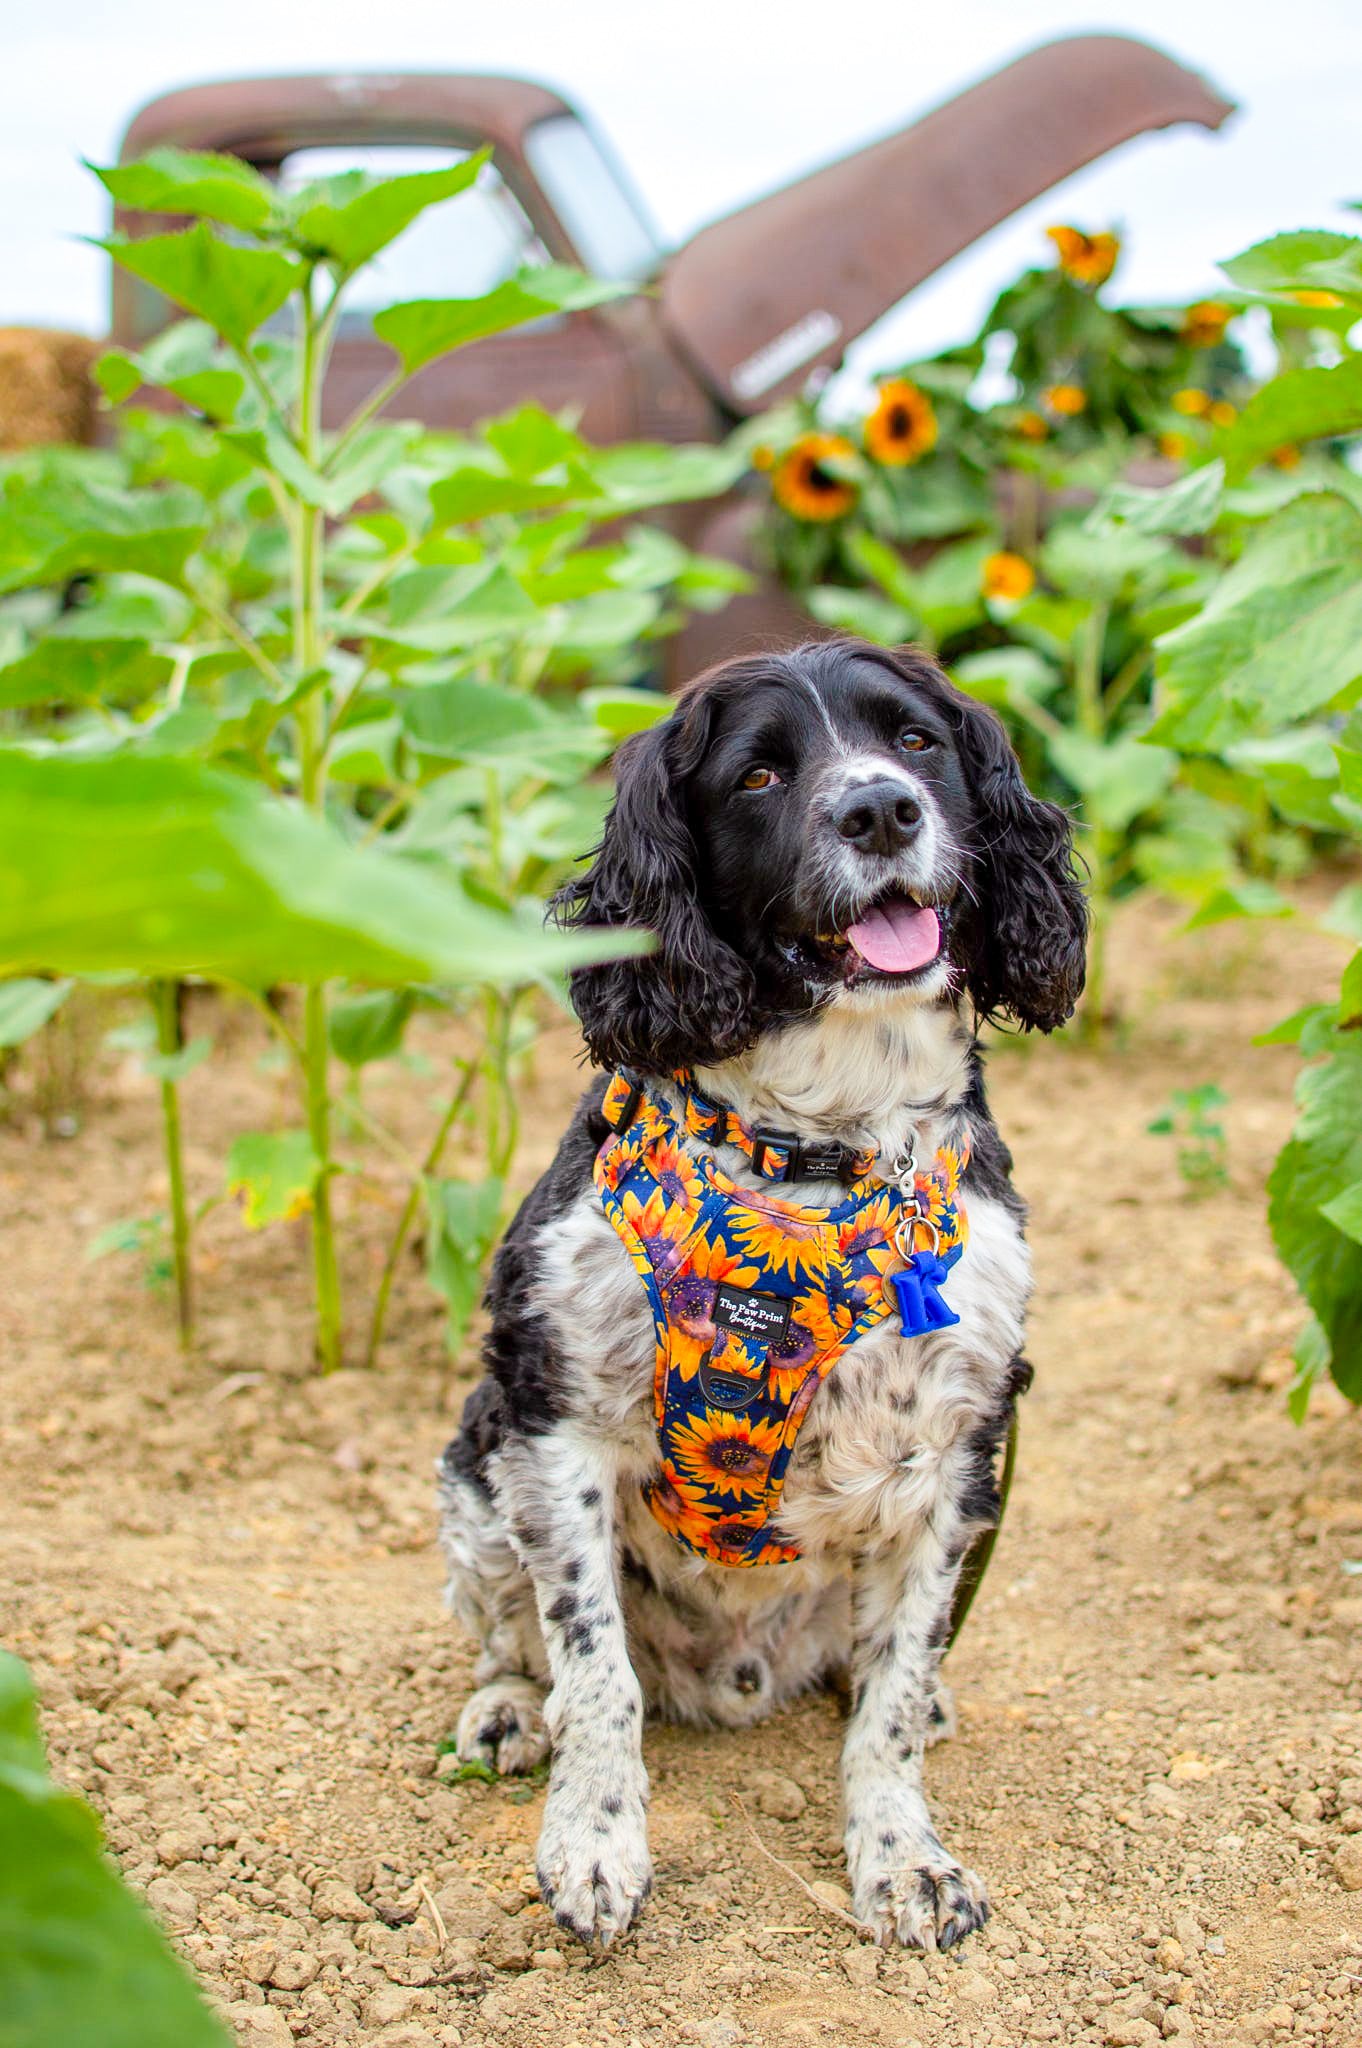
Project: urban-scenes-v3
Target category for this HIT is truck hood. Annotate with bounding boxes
[660,34,1233,414]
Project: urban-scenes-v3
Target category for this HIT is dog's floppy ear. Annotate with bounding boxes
[952,690,1089,1032]
[553,697,757,1072]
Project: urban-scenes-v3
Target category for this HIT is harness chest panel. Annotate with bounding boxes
[593,1072,968,1568]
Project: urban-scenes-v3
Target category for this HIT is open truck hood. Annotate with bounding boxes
[661,34,1233,414]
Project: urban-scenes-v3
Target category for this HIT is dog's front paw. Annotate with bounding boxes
[455,1677,549,1775]
[536,1767,652,1948]
[847,1816,988,1949]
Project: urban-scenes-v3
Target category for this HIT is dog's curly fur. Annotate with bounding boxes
[438,639,1086,1951]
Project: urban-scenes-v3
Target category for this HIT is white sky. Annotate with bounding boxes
[3,0,1360,384]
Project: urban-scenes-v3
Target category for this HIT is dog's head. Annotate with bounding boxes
[556,639,1088,1071]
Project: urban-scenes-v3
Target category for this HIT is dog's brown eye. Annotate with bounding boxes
[898,730,930,752]
[741,767,780,791]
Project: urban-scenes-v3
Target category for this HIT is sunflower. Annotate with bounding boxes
[1158,431,1191,462]
[1045,225,1119,288]
[834,1187,898,1264]
[772,433,858,521]
[671,1407,785,1500]
[1207,399,1237,429]
[751,442,776,471]
[1013,410,1049,442]
[864,379,938,466]
[1291,289,1343,309]
[981,552,1035,603]
[727,1191,825,1281]
[1172,387,1210,417]
[620,1184,695,1281]
[765,1314,824,1405]
[647,1135,706,1217]
[1044,383,1087,418]
[1181,301,1232,348]
[1270,444,1302,470]
[645,1467,716,1547]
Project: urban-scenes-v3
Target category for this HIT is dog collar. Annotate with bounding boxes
[605,1066,878,1186]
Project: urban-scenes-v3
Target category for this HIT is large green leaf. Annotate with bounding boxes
[373,267,633,375]
[587,441,746,512]
[1091,459,1224,536]
[328,988,415,1067]
[0,749,642,986]
[1221,229,1362,303]
[400,676,555,760]
[426,466,598,528]
[426,1175,505,1353]
[93,148,278,234]
[0,638,173,711]
[1267,1029,1362,1399]
[0,466,206,594]
[1221,357,1362,482]
[102,225,302,349]
[1049,730,1175,834]
[1151,492,1362,749]
[0,1651,230,2048]
[286,155,487,269]
[95,320,246,422]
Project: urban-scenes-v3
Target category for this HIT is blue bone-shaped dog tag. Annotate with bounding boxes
[890,1249,961,1336]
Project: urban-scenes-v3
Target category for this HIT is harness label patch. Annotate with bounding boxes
[712,1284,791,1345]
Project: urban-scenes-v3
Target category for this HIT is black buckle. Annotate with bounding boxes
[750,1125,854,1184]
[607,1066,644,1133]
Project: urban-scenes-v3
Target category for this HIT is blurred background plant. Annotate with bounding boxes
[0,149,745,1368]
[743,222,1359,1040]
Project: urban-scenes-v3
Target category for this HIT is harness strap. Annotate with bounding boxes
[600,1065,876,1186]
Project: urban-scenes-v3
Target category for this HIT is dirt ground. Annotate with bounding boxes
[3,896,1361,2048]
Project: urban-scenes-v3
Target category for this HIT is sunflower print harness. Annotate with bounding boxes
[594,1069,969,1568]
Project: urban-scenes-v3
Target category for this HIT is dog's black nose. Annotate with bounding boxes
[832,779,922,856]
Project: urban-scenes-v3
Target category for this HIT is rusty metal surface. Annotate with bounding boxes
[661,34,1234,415]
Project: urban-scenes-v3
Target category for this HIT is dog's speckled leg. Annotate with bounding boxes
[841,1525,989,1950]
[495,1424,652,1948]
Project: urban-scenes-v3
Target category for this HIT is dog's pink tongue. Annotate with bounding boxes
[845,898,940,973]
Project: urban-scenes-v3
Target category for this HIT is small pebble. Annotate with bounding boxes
[1333,1837,1362,1890]
[753,1770,807,1821]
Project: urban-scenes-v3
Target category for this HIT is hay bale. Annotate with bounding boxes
[0,327,102,451]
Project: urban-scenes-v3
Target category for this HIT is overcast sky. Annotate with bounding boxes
[3,0,1359,381]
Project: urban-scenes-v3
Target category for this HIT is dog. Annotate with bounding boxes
[438,637,1086,1952]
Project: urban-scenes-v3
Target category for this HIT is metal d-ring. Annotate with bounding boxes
[895,1212,940,1262]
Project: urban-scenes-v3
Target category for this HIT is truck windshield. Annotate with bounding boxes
[523,115,660,283]
[275,145,546,332]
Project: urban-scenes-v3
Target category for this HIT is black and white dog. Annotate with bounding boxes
[438,638,1086,1952]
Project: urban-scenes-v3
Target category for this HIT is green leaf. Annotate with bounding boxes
[286,155,487,269]
[805,587,914,644]
[0,977,72,1047]
[1221,229,1362,302]
[93,148,278,234]
[1183,878,1295,928]
[373,266,633,376]
[0,639,173,711]
[0,464,207,594]
[1323,883,1362,942]
[580,687,671,738]
[484,404,589,477]
[401,676,554,761]
[328,989,415,1067]
[225,1129,320,1227]
[1319,1177,1362,1244]
[1221,357,1362,482]
[373,563,539,652]
[1041,522,1174,603]
[1287,1316,1330,1424]
[1152,493,1362,750]
[95,320,246,422]
[587,441,746,512]
[951,646,1061,710]
[140,1036,212,1083]
[0,1649,230,2048]
[1048,731,1175,835]
[1091,459,1224,536]
[843,529,920,608]
[427,466,597,528]
[1254,1002,1334,1047]
[1268,1028,1362,1400]
[102,225,302,349]
[1223,727,1343,831]
[425,1175,504,1353]
[0,749,644,987]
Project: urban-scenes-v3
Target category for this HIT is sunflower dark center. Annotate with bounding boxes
[708,1438,765,1474]
[805,462,840,493]
[887,405,911,435]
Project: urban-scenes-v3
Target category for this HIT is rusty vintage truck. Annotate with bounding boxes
[101,34,1231,661]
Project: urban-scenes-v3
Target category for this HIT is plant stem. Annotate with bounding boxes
[1074,602,1111,1045]
[364,1060,478,1369]
[293,263,345,1372]
[154,979,193,1351]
